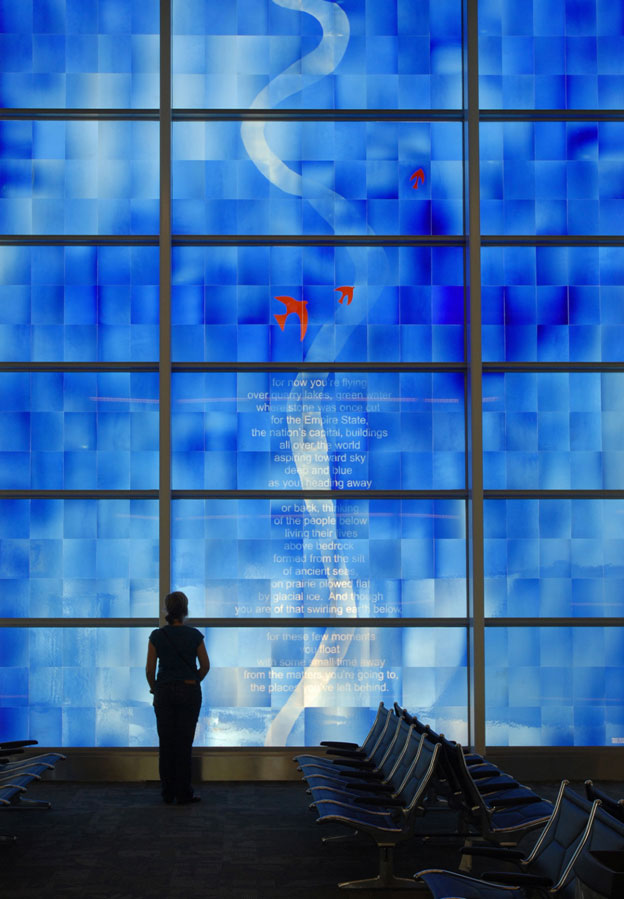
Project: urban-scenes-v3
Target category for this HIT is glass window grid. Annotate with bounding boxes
[1,1,623,750]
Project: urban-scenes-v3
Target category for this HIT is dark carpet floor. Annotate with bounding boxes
[0,779,613,899]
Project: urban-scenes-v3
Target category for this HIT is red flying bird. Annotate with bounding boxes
[335,285,354,305]
[274,295,308,341]
[410,168,425,190]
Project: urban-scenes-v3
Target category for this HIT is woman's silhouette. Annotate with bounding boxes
[146,591,210,804]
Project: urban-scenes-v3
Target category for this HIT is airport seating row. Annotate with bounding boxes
[1,739,66,844]
[294,703,624,896]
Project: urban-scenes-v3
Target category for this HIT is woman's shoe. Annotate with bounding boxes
[177,795,201,805]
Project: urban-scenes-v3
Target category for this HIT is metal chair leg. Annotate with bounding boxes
[338,844,423,890]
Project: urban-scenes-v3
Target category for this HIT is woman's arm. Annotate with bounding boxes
[197,640,210,682]
[146,640,157,692]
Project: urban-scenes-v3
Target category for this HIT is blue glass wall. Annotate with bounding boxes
[480,122,624,235]
[172,0,462,110]
[0,0,159,108]
[0,372,159,489]
[172,499,467,619]
[485,500,624,617]
[0,245,159,362]
[482,246,624,362]
[172,121,463,236]
[171,371,465,491]
[486,627,624,746]
[172,245,464,363]
[0,121,159,235]
[478,0,624,110]
[0,500,158,618]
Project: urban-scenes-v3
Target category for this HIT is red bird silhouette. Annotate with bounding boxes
[274,295,308,341]
[335,285,354,305]
[410,168,425,190]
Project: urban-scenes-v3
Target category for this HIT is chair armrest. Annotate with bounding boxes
[0,749,25,759]
[321,741,359,750]
[483,872,552,887]
[345,781,391,792]
[0,740,38,750]
[333,758,375,769]
[487,795,541,808]
[343,769,382,780]
[461,846,524,860]
[325,748,365,759]
[478,780,519,793]
[353,795,404,807]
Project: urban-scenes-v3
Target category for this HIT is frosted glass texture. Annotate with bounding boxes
[0,0,159,108]
[0,372,159,489]
[172,498,467,619]
[484,499,624,618]
[171,371,466,491]
[0,120,159,235]
[0,499,158,618]
[172,121,463,236]
[0,245,159,362]
[486,627,624,746]
[171,245,464,363]
[172,0,462,110]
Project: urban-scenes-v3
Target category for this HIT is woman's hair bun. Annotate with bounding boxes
[164,591,189,624]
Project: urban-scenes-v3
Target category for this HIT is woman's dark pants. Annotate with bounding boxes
[153,682,201,802]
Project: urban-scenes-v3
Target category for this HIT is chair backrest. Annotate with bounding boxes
[585,781,624,825]
[369,711,404,768]
[386,726,422,794]
[376,718,412,779]
[524,782,593,896]
[359,702,390,757]
[437,737,482,809]
[399,735,440,814]
[572,801,624,899]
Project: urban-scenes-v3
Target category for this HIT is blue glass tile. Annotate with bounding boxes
[171,245,464,363]
[172,0,461,110]
[481,122,624,235]
[0,372,158,489]
[0,0,158,108]
[172,122,462,237]
[486,627,624,746]
[172,372,465,491]
[0,501,157,618]
[479,0,624,109]
[0,122,159,235]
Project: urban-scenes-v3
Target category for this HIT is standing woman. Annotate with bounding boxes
[146,591,210,804]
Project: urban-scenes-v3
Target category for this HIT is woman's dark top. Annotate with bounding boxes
[149,625,204,684]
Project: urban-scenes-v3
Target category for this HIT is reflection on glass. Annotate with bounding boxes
[171,245,464,363]
[172,0,462,110]
[0,372,159,489]
[486,627,624,746]
[172,371,465,490]
[0,245,159,362]
[0,500,158,618]
[172,498,467,619]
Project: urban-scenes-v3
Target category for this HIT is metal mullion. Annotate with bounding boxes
[159,0,172,625]
[0,362,158,372]
[173,108,463,122]
[481,109,624,122]
[171,361,466,372]
[0,108,158,120]
[485,618,624,628]
[465,0,486,755]
[0,617,469,629]
[0,235,159,246]
[483,362,624,373]
[482,235,624,246]
[0,490,158,499]
[170,489,468,500]
[484,489,624,500]
[171,234,465,247]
